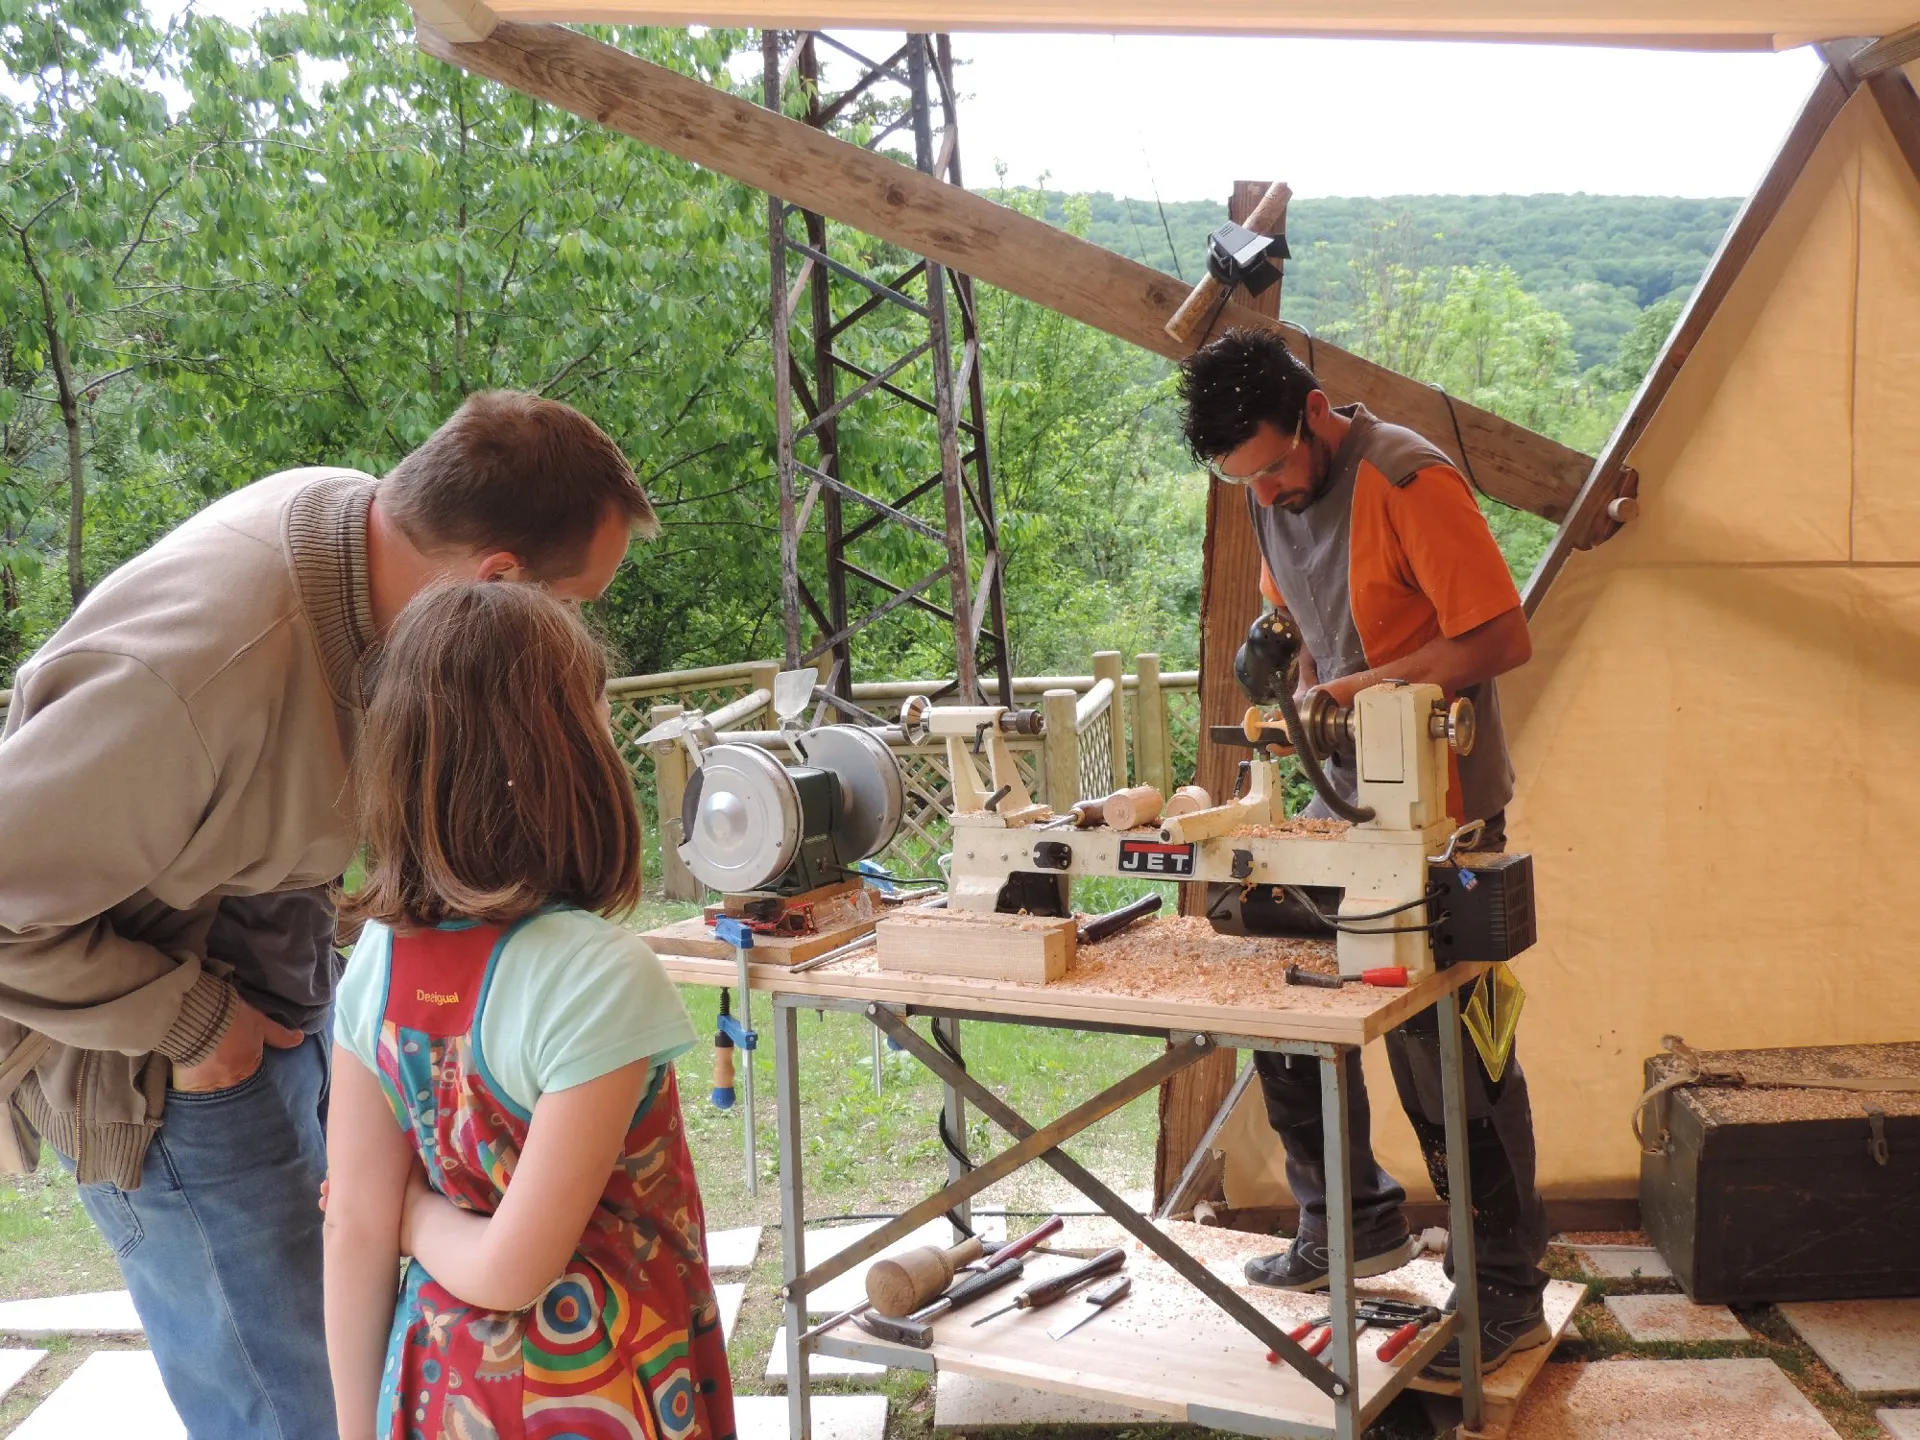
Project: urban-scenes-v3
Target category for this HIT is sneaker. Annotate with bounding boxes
[1243,1231,1420,1292]
[1421,1306,1553,1379]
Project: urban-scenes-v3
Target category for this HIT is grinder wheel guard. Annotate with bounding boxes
[679,742,802,892]
[794,724,905,863]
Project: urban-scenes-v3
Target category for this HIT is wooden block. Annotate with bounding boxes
[875,910,1077,983]
[1162,785,1213,819]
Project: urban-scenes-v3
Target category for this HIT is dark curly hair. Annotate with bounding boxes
[1177,328,1322,462]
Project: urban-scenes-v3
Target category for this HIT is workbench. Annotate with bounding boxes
[651,921,1496,1440]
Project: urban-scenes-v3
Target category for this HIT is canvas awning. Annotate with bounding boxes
[452,2,1916,51]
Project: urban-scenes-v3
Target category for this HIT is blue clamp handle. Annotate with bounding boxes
[713,916,756,949]
[717,1013,758,1051]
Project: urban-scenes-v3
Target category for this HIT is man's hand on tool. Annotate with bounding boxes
[171,996,304,1092]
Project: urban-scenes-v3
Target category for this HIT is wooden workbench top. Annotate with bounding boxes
[644,914,1485,1046]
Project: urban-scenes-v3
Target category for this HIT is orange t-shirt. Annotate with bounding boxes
[1257,460,1519,670]
[1256,460,1520,820]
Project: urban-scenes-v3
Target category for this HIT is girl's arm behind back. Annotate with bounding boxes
[324,1047,419,1440]
[402,1057,655,1314]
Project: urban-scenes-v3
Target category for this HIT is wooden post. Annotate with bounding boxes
[1133,654,1168,797]
[1092,650,1127,792]
[748,661,779,729]
[1041,688,1080,811]
[649,704,701,902]
[1156,182,1282,1212]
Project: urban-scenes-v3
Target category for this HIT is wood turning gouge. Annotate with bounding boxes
[968,1247,1127,1327]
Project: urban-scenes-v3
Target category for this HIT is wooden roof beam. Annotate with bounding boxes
[415,20,1594,523]
[1849,20,1920,78]
[1521,57,1859,614]
[411,0,500,42]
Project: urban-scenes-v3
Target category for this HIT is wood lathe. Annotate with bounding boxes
[929,613,1537,980]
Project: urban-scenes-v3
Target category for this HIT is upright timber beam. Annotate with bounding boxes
[415,19,1593,523]
[1521,57,1858,613]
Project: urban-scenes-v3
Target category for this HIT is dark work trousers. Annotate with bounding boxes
[1251,808,1549,1312]
[1251,1022,1550,1309]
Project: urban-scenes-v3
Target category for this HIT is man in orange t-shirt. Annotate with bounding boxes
[1178,328,1549,1377]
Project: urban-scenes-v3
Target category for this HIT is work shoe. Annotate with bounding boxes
[1421,1305,1553,1379]
[1243,1231,1420,1292]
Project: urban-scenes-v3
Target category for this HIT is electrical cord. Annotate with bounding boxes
[1272,671,1375,824]
[1282,884,1450,936]
[928,1020,975,1235]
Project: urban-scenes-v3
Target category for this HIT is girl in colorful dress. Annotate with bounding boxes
[322,581,735,1440]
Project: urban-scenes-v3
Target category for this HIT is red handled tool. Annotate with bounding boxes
[1285,965,1410,989]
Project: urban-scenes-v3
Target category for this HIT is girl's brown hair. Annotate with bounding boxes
[342,582,642,931]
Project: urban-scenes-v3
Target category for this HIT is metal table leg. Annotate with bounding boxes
[1437,985,1483,1431]
[1320,1048,1361,1440]
[774,1001,812,1440]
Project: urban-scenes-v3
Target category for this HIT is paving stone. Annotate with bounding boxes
[1781,1299,1920,1397]
[11,1349,184,1440]
[932,1371,1164,1428]
[717,1283,745,1341]
[0,1290,142,1335]
[1572,1245,1672,1280]
[708,1225,763,1272]
[1605,1294,1750,1344]
[800,1217,1006,1316]
[1877,1408,1920,1440]
[1510,1358,1842,1439]
[0,1350,45,1402]
[733,1394,887,1440]
[763,1326,887,1380]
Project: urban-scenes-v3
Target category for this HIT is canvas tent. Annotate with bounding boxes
[406,2,1920,1212]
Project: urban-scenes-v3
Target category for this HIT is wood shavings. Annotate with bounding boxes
[1655,1041,1920,1124]
[788,916,1384,1015]
[1059,916,1343,1008]
[1230,818,1352,839]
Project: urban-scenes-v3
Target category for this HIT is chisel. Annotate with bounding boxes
[1046,1274,1132,1340]
[968,1248,1127,1326]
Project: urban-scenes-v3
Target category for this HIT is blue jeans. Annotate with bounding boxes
[70,1033,336,1440]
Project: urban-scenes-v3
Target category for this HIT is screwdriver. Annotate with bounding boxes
[968,1247,1127,1326]
[1285,964,1410,989]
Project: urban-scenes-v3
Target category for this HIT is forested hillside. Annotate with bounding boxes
[2,3,1710,691]
[1035,190,1737,366]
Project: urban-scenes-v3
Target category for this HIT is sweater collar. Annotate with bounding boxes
[284,473,378,708]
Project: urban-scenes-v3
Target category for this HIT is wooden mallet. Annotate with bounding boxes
[1163,180,1292,348]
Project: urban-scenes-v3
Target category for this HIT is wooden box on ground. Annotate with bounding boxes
[1640,1041,1920,1303]
[875,910,1077,983]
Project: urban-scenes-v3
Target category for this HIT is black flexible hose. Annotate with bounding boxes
[1273,676,1375,824]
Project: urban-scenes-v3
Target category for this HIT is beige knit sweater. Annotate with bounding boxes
[0,469,376,1187]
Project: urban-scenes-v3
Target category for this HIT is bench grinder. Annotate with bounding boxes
[678,725,907,896]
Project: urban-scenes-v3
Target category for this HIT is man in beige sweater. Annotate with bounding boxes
[0,391,657,1438]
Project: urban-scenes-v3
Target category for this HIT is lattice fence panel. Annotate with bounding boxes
[1163,686,1201,790]
[1077,706,1116,803]
[607,680,765,804]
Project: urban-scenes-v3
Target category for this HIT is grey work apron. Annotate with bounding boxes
[1246,404,1515,823]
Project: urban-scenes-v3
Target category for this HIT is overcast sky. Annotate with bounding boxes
[161,4,1827,203]
[938,33,1826,201]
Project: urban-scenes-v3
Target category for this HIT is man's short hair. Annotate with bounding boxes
[381,391,659,580]
[1178,328,1322,462]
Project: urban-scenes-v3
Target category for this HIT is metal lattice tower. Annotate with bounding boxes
[762,31,1012,710]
